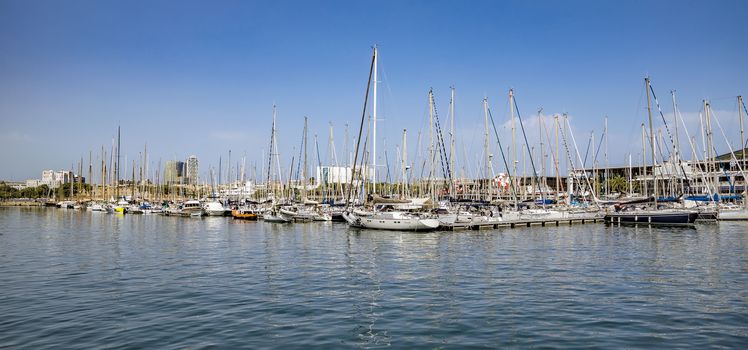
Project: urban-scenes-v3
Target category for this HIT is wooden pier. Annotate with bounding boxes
[441,216,602,231]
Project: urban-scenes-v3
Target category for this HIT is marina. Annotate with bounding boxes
[2,1,746,348]
[6,48,747,232]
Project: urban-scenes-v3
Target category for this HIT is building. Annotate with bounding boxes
[25,179,42,188]
[316,165,372,185]
[186,155,199,185]
[164,161,185,185]
[40,170,74,188]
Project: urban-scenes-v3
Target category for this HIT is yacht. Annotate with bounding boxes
[343,206,440,231]
[203,201,227,216]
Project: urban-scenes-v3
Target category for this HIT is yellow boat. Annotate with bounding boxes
[231,208,258,220]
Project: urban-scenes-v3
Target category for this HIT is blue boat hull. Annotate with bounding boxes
[604,211,698,226]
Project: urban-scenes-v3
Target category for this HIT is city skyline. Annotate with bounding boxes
[1,0,746,181]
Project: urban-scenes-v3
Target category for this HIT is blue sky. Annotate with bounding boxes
[1,0,746,182]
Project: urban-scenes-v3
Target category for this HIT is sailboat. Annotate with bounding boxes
[341,47,441,231]
[604,78,697,226]
[260,105,293,223]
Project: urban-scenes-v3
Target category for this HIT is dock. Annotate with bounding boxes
[441,216,602,231]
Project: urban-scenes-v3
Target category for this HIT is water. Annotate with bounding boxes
[0,207,746,349]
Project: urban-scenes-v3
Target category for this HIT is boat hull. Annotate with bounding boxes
[718,209,748,221]
[604,211,698,226]
[343,212,439,231]
[232,209,258,220]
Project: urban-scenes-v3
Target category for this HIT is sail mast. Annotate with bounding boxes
[371,46,378,193]
[449,86,456,196]
[604,116,608,197]
[344,47,376,208]
[402,129,407,198]
[645,77,657,206]
[672,90,683,193]
[428,89,434,197]
[510,89,517,196]
[116,125,120,200]
[739,95,745,165]
[303,116,308,200]
[483,97,490,200]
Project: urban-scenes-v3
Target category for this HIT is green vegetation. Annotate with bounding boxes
[0,182,50,199]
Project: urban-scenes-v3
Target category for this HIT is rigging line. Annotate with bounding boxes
[742,99,748,133]
[430,91,453,186]
[710,109,748,179]
[564,117,602,207]
[295,129,304,183]
[512,93,545,203]
[675,104,712,195]
[557,116,577,181]
[487,106,519,205]
[345,51,376,208]
[582,132,592,168]
[539,114,563,190]
[265,106,276,185]
[384,148,391,185]
[649,83,691,186]
[593,127,605,163]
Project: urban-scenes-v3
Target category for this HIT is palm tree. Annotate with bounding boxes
[606,175,628,194]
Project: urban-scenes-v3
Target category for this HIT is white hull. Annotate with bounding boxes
[343,211,439,231]
[264,212,292,223]
[718,208,748,220]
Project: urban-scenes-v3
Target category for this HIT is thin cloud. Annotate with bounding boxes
[0,131,34,143]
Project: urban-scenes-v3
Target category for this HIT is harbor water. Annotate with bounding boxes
[0,207,746,348]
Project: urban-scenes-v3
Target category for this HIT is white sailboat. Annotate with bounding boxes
[343,209,440,231]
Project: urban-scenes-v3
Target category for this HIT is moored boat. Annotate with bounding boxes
[232,207,258,220]
[604,209,698,226]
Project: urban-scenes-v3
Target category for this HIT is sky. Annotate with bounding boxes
[1,0,746,182]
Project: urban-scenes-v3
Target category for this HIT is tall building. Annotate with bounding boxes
[164,161,185,185]
[186,155,199,185]
[40,170,73,188]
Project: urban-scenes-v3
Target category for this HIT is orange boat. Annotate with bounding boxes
[231,208,258,220]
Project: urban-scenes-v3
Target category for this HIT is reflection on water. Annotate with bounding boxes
[0,207,746,348]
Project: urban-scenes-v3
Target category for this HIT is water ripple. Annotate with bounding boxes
[0,207,746,349]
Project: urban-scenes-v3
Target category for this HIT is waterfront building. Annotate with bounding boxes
[39,170,74,188]
[25,179,42,188]
[316,165,373,185]
[164,161,185,185]
[186,155,199,185]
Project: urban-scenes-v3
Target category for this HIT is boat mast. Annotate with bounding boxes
[402,129,407,198]
[604,116,608,197]
[509,89,518,197]
[449,86,456,196]
[739,95,745,165]
[591,130,596,199]
[671,90,683,193]
[266,105,277,200]
[303,116,308,200]
[539,109,545,198]
[115,125,120,200]
[645,77,657,206]
[101,146,106,201]
[705,99,714,199]
[555,116,560,200]
[344,47,376,208]
[429,89,435,198]
[741,95,746,209]
[88,151,93,200]
[371,46,378,193]
[482,97,491,200]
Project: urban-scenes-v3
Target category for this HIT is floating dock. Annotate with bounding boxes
[441,216,602,231]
